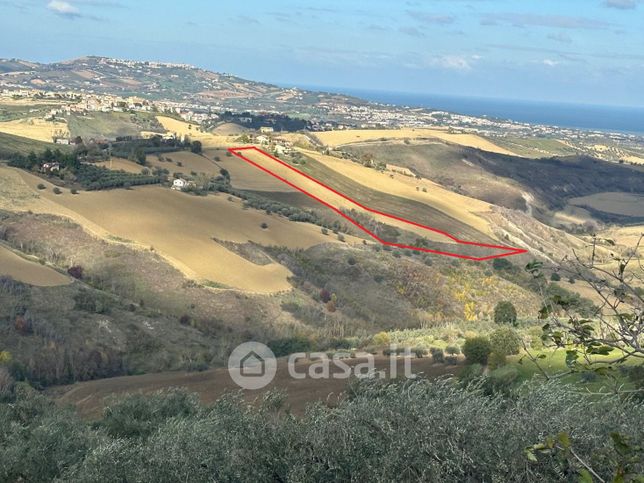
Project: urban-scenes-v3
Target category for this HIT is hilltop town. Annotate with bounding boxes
[1,56,643,163]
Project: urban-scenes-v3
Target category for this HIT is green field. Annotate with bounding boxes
[66,112,164,140]
[0,131,66,157]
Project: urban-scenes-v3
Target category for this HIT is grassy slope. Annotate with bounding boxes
[0,131,66,157]
[344,142,644,220]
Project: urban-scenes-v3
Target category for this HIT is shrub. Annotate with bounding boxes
[37,183,46,190]
[445,355,458,365]
[550,272,561,281]
[494,301,517,326]
[260,222,269,229]
[430,347,445,363]
[462,336,492,365]
[372,331,391,347]
[179,315,191,326]
[492,258,513,271]
[487,351,507,370]
[67,265,84,279]
[527,326,545,350]
[14,315,33,335]
[413,347,428,358]
[459,363,484,385]
[319,289,332,303]
[489,327,522,356]
[267,336,314,357]
[70,188,78,195]
[445,345,460,355]
[485,365,520,395]
[52,187,62,194]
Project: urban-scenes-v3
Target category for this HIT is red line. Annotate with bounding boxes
[228,146,527,261]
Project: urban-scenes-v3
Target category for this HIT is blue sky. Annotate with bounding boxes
[1,0,643,106]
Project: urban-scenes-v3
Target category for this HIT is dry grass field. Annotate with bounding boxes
[154,116,236,147]
[569,192,644,217]
[299,149,495,237]
[0,117,68,142]
[0,244,71,286]
[313,128,516,155]
[1,166,343,292]
[233,148,454,243]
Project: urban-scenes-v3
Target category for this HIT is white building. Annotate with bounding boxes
[255,135,270,145]
[172,178,190,190]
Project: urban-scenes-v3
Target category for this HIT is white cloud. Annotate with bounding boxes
[603,0,637,9]
[542,59,561,67]
[405,54,477,71]
[47,0,80,16]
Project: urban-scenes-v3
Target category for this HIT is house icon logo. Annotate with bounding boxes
[240,350,265,377]
[228,342,276,389]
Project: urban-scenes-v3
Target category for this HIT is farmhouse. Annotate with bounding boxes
[255,135,270,145]
[41,162,60,173]
[259,126,274,133]
[171,178,190,190]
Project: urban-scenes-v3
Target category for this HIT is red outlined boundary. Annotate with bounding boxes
[228,146,528,261]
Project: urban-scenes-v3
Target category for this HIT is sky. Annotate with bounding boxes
[1,0,643,107]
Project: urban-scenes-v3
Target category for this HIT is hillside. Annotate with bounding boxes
[0,56,367,116]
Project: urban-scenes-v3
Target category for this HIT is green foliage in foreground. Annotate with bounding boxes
[1,379,642,482]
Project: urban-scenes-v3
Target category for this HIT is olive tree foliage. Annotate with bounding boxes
[1,380,642,482]
[524,234,643,384]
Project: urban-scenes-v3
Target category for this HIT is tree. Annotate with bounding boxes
[67,265,84,279]
[462,336,492,365]
[525,234,643,380]
[490,327,522,356]
[492,257,513,271]
[190,140,202,154]
[494,301,517,326]
[320,289,332,303]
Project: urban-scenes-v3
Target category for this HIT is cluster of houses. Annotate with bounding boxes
[254,132,293,155]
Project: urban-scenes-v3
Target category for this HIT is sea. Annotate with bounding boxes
[296,85,644,135]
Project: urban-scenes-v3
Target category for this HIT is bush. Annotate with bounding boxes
[52,187,62,195]
[462,336,492,365]
[268,336,314,357]
[445,355,458,365]
[489,327,522,356]
[492,258,513,271]
[372,331,391,347]
[430,347,444,363]
[550,272,561,281]
[70,188,78,195]
[413,347,428,358]
[260,222,269,229]
[67,265,84,279]
[179,314,191,326]
[494,301,517,326]
[37,183,46,190]
[445,345,460,355]
[485,366,520,395]
[487,351,507,370]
